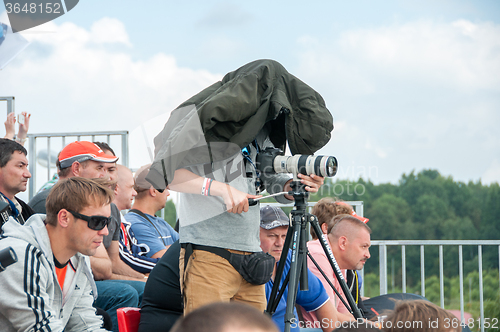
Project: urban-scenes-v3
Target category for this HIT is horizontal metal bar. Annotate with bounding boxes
[372,240,500,246]
[27,131,129,138]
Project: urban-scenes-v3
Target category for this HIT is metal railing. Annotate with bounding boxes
[26,131,129,199]
[367,240,500,332]
[0,96,15,114]
[270,199,498,331]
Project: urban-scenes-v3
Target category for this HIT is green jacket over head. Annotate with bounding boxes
[148,59,333,190]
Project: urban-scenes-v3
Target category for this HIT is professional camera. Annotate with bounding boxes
[0,247,17,272]
[256,147,337,177]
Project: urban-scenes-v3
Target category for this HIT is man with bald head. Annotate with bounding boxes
[90,164,148,332]
[116,165,159,273]
[304,214,372,323]
[328,215,371,271]
[91,164,146,282]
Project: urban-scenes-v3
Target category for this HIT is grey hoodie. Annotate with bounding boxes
[0,215,107,332]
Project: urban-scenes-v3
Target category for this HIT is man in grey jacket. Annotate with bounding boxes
[0,177,113,331]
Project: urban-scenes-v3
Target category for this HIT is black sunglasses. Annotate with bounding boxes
[67,210,111,231]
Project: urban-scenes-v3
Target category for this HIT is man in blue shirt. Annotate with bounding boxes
[260,205,349,332]
[125,164,179,259]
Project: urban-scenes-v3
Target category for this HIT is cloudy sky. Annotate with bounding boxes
[1,0,499,193]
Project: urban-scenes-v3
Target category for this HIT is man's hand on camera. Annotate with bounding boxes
[283,173,325,200]
[300,173,325,193]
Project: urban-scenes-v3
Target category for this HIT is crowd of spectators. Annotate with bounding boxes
[0,138,463,332]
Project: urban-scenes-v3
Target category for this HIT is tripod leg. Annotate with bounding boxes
[266,225,294,316]
[284,213,303,332]
[299,216,309,291]
[309,217,364,319]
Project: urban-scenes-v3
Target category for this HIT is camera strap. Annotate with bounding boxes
[242,140,262,192]
[128,209,168,246]
[0,193,24,227]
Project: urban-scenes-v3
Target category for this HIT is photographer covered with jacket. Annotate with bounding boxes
[146,60,333,315]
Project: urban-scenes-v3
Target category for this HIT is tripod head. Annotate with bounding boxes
[288,180,309,209]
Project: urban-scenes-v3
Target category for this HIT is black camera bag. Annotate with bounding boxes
[183,243,274,285]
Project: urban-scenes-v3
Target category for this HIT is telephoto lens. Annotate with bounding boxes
[273,155,337,177]
[256,147,338,177]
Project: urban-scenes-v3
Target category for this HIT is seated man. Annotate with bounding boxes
[115,164,159,273]
[0,177,113,331]
[305,210,372,323]
[0,138,34,231]
[29,140,118,213]
[124,164,178,259]
[91,167,148,332]
[260,205,355,332]
[303,198,371,322]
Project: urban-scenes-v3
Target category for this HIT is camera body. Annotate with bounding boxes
[256,147,337,178]
[0,247,17,272]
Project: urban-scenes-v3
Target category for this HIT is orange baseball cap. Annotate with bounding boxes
[58,141,118,169]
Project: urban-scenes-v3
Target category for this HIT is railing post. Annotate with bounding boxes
[122,131,129,167]
[402,245,406,293]
[420,245,425,298]
[439,245,444,308]
[459,245,465,324]
[47,137,51,180]
[379,243,387,295]
[478,245,484,332]
[28,136,36,199]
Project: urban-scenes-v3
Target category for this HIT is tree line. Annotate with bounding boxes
[310,169,500,312]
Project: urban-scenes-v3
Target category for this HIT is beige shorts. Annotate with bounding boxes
[180,248,266,314]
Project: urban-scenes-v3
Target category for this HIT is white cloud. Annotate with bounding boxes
[296,19,500,184]
[482,159,500,184]
[0,18,222,135]
[0,18,224,190]
[90,17,132,46]
[338,19,500,91]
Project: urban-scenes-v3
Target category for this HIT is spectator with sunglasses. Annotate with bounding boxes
[28,141,142,332]
[0,177,113,331]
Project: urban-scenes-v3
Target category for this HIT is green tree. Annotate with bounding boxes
[162,200,177,228]
[367,194,412,240]
[481,183,500,240]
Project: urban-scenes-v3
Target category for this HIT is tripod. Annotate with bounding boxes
[265,180,363,332]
